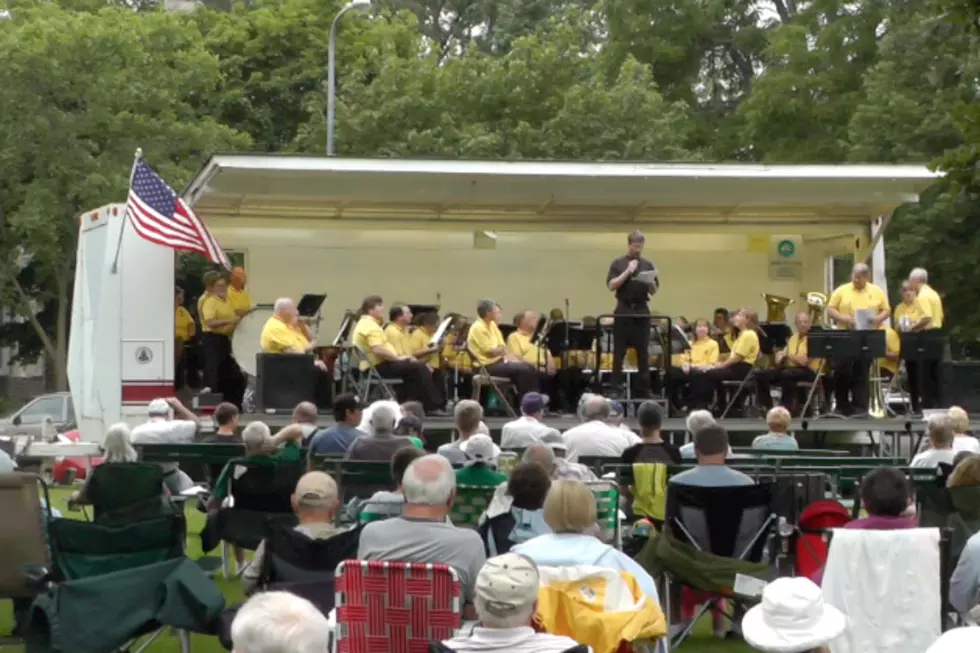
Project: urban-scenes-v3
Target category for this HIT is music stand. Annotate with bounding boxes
[297,294,326,317]
[530,316,548,344]
[802,330,886,416]
[498,323,518,342]
[760,323,792,351]
[901,330,947,413]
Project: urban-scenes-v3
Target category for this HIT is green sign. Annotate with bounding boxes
[777,239,796,258]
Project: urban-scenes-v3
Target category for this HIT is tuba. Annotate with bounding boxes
[761,293,793,322]
[805,292,829,327]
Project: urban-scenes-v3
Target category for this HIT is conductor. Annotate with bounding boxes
[606,230,659,398]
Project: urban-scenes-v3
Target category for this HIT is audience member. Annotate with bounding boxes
[291,401,319,443]
[925,627,980,652]
[440,554,581,653]
[948,406,980,454]
[230,591,330,653]
[201,403,242,444]
[69,423,146,506]
[401,400,425,420]
[480,462,553,556]
[308,393,362,455]
[131,397,199,494]
[562,394,640,459]
[514,479,660,602]
[242,471,339,594]
[500,392,553,449]
[678,409,729,459]
[358,400,404,434]
[670,424,753,487]
[606,399,630,431]
[948,454,980,488]
[394,414,425,445]
[848,467,917,529]
[351,446,426,521]
[357,454,486,602]
[438,400,498,465]
[457,434,508,486]
[742,577,846,653]
[911,414,956,468]
[344,402,414,462]
[538,431,598,481]
[621,400,681,464]
[209,421,303,506]
[751,406,800,451]
[950,530,980,617]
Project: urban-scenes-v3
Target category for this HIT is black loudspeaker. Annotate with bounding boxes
[256,353,315,413]
[941,361,980,413]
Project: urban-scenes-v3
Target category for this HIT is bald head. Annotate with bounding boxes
[851,263,871,288]
[522,443,556,475]
[581,394,610,422]
[230,266,247,290]
[292,402,317,425]
[402,454,455,507]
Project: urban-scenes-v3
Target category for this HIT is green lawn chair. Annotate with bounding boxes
[450,485,497,528]
[586,481,620,547]
[82,462,174,525]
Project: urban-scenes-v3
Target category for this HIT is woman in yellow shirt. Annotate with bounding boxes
[669,318,720,410]
[691,308,760,414]
[174,287,196,390]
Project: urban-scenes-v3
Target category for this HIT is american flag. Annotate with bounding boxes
[126,159,230,269]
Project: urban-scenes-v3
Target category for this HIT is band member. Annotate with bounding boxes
[712,308,735,351]
[826,263,890,416]
[260,297,332,407]
[408,311,447,407]
[507,309,566,409]
[228,266,251,317]
[690,308,759,414]
[467,298,540,399]
[200,276,244,407]
[384,305,414,356]
[908,267,945,409]
[175,286,196,391]
[755,312,821,413]
[352,295,445,415]
[878,325,901,382]
[606,231,658,398]
[197,270,222,319]
[670,318,719,409]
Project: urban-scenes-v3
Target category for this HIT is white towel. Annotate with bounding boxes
[823,528,941,653]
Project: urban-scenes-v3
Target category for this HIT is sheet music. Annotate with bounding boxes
[854,308,874,331]
[636,270,659,286]
[429,317,453,347]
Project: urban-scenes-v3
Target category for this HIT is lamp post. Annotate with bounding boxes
[327,0,370,156]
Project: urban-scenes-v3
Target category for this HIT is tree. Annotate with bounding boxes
[0,6,249,390]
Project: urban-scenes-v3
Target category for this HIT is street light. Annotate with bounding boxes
[327,0,370,156]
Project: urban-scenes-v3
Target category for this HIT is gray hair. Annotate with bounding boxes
[273,297,294,314]
[474,594,536,629]
[686,409,716,436]
[909,267,928,282]
[292,402,317,424]
[103,422,138,463]
[243,421,272,453]
[369,402,399,435]
[230,591,330,653]
[581,394,610,421]
[852,262,871,277]
[454,399,484,436]
[927,413,954,448]
[522,443,556,470]
[402,454,455,505]
[476,298,497,319]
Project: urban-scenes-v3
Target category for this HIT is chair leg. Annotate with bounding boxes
[221,541,233,580]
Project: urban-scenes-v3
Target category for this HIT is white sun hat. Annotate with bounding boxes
[742,577,846,653]
[925,627,980,653]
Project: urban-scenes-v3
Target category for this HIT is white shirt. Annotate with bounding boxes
[910,448,956,469]
[500,416,552,449]
[131,418,198,472]
[562,420,640,460]
[953,434,980,455]
[443,626,587,653]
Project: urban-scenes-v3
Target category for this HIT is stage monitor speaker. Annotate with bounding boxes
[256,353,315,413]
[941,361,980,414]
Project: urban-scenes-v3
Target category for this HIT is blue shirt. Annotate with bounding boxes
[751,433,800,451]
[670,464,754,487]
[308,424,360,455]
[951,530,980,614]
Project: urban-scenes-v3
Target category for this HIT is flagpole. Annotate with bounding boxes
[110,148,143,274]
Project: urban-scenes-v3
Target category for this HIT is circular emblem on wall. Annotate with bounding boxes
[135,346,154,364]
[777,239,796,258]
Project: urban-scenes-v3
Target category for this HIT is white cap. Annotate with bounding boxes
[147,398,171,417]
[742,577,846,653]
[475,553,539,618]
[460,434,501,466]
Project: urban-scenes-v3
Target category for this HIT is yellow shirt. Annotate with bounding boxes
[784,332,822,373]
[828,282,890,327]
[917,284,944,329]
[672,339,720,367]
[410,328,440,367]
[175,307,195,341]
[353,315,396,367]
[731,329,760,366]
[507,331,550,367]
[260,316,310,354]
[893,299,930,331]
[228,286,252,315]
[467,319,505,367]
[197,293,209,318]
[200,295,237,335]
[880,327,902,375]
[384,323,413,357]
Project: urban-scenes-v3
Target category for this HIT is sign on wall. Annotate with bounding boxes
[769,235,804,281]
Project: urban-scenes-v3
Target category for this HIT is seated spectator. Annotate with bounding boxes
[606,399,630,431]
[131,397,200,494]
[357,454,486,603]
[484,444,560,521]
[457,435,508,486]
[948,406,980,454]
[291,402,320,444]
[513,479,660,602]
[439,400,499,466]
[308,393,362,455]
[949,455,980,487]
[751,406,800,451]
[926,628,980,652]
[209,421,304,507]
[848,467,917,530]
[950,530,980,617]
[400,400,425,420]
[350,445,425,521]
[231,591,330,653]
[911,414,956,468]
[670,424,753,487]
[501,392,552,449]
[358,399,403,434]
[678,410,731,460]
[538,432,597,482]
[69,423,162,507]
[440,553,581,653]
[242,471,339,594]
[481,462,552,556]
[622,400,681,465]
[562,394,640,460]
[394,414,425,447]
[201,402,243,444]
[344,401,414,462]
[742,577,846,653]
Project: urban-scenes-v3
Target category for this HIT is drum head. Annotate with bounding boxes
[232,306,274,377]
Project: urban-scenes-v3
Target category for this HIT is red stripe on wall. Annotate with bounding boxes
[121,383,174,403]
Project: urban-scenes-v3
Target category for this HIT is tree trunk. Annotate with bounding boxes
[52,263,70,391]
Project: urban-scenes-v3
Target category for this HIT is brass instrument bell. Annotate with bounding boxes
[761,293,793,322]
[805,292,829,326]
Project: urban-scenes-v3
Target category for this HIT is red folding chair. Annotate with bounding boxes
[795,500,851,579]
[336,560,463,653]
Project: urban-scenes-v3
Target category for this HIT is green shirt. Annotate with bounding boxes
[408,436,424,449]
[455,465,507,487]
[212,441,302,500]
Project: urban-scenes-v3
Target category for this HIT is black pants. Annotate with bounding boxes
[376,359,442,412]
[905,359,941,412]
[431,368,447,408]
[202,332,245,408]
[669,367,706,409]
[314,367,333,410]
[612,312,650,394]
[755,367,816,411]
[832,359,870,415]
[691,362,752,411]
[485,361,540,398]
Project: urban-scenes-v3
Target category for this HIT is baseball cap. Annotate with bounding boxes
[607,400,624,417]
[147,398,171,417]
[521,392,549,415]
[475,553,540,618]
[293,471,338,508]
[460,434,500,464]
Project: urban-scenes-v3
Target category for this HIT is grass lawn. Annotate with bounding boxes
[2,487,753,653]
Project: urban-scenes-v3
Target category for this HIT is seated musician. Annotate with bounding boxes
[712,307,735,351]
[259,297,332,407]
[227,266,252,317]
[670,318,719,409]
[690,308,759,414]
[467,298,540,399]
[755,311,821,414]
[507,309,561,409]
[352,295,445,415]
[878,325,901,383]
[406,310,447,409]
[383,304,414,356]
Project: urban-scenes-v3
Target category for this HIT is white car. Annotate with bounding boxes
[0,392,76,439]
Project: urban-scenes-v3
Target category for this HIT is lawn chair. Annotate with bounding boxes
[450,485,496,528]
[335,560,462,653]
[82,462,174,525]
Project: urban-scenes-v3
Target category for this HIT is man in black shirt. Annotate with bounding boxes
[606,231,658,398]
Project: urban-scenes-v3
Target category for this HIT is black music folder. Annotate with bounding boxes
[407,304,440,317]
[900,330,946,362]
[498,323,518,341]
[297,293,326,317]
[808,329,885,361]
[760,322,792,351]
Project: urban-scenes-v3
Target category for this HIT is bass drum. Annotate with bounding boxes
[231,305,274,378]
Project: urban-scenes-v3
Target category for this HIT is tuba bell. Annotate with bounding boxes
[761,293,793,322]
[805,292,829,326]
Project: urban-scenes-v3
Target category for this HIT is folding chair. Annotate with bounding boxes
[658,482,778,651]
[450,485,496,528]
[916,484,980,570]
[82,462,174,525]
[586,480,621,547]
[350,345,403,402]
[465,346,517,417]
[335,560,462,653]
